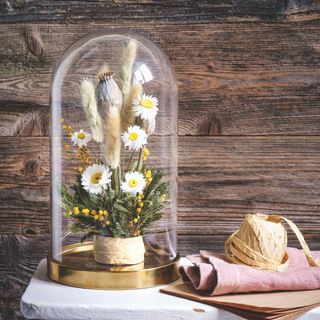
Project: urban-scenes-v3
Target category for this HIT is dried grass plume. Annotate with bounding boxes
[80,79,104,143]
[104,106,121,169]
[121,82,142,131]
[120,39,137,98]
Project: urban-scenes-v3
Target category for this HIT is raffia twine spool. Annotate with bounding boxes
[93,235,145,265]
[225,213,320,272]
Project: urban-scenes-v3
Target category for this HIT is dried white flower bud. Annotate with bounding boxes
[146,117,156,135]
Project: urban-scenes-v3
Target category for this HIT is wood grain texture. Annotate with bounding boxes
[178,136,320,252]
[0,101,48,136]
[1,0,320,23]
[1,21,320,135]
[0,136,320,238]
[0,298,24,320]
[0,234,49,301]
[1,136,320,301]
[1,1,320,317]
[1,136,320,237]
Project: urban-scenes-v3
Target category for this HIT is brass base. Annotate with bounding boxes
[48,242,180,289]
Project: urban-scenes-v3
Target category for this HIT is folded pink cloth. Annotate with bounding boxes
[179,247,320,296]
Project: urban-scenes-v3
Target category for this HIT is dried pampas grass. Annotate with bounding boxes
[104,106,121,169]
[120,39,137,98]
[80,79,104,143]
[121,82,142,131]
[225,213,320,272]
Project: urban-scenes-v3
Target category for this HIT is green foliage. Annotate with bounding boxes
[137,169,168,233]
[61,168,168,239]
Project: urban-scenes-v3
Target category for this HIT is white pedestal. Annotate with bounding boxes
[21,259,320,320]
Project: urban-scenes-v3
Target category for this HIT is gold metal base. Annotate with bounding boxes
[48,242,180,289]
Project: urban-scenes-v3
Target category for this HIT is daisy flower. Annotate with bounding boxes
[81,164,111,194]
[122,125,148,151]
[133,94,159,122]
[71,129,92,148]
[121,171,146,195]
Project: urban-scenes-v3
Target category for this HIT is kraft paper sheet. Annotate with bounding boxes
[161,283,320,320]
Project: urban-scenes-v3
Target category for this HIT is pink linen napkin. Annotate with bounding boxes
[179,247,320,296]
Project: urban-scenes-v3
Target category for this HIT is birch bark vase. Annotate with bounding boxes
[93,235,145,265]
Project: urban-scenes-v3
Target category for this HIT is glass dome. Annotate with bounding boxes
[48,30,179,289]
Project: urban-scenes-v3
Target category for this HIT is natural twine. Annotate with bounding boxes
[225,213,320,272]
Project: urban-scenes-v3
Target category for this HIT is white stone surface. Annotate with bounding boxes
[21,259,320,320]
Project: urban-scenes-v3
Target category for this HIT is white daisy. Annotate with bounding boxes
[71,129,92,148]
[121,171,146,195]
[122,125,148,151]
[133,94,159,122]
[81,164,111,194]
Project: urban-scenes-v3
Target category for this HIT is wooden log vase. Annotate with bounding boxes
[93,235,145,265]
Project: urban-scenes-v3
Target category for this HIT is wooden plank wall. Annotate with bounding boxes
[1,1,320,318]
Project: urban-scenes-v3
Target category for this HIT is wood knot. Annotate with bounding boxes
[24,159,40,176]
[25,30,43,57]
[24,228,36,235]
[197,112,222,136]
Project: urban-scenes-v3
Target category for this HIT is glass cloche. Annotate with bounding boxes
[48,30,179,289]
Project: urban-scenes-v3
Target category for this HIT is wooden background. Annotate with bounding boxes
[1,1,320,318]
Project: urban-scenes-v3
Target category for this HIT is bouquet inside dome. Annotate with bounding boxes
[60,40,168,241]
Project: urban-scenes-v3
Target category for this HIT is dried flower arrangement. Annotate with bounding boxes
[59,39,168,265]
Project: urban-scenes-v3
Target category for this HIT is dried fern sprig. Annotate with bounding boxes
[121,82,142,131]
[80,79,104,143]
[104,106,121,169]
[120,39,137,97]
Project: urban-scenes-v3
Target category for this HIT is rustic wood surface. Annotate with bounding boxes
[1,1,320,319]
